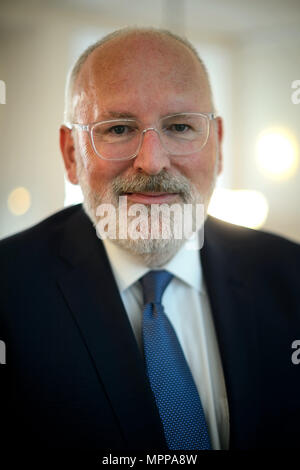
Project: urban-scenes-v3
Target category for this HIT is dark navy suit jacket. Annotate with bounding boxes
[1,204,300,452]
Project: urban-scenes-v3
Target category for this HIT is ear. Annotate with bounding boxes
[59,125,79,184]
[215,116,224,175]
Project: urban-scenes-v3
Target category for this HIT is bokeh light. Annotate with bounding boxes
[7,187,31,215]
[208,188,269,229]
[256,128,298,180]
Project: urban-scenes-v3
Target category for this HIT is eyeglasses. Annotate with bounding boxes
[67,112,216,161]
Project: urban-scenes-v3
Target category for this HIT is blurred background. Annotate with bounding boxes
[1,0,300,242]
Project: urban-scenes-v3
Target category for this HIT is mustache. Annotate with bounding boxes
[111,171,192,203]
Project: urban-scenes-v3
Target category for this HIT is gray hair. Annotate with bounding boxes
[64,26,214,124]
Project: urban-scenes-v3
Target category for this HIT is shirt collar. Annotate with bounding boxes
[102,238,203,294]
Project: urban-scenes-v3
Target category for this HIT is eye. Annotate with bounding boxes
[94,121,139,143]
[169,123,191,133]
[109,125,129,135]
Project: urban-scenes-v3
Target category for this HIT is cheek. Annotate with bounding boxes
[76,134,129,189]
[86,161,129,192]
[176,145,217,190]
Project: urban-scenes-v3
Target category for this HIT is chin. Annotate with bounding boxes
[112,237,185,268]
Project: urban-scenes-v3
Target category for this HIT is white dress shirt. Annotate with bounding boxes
[102,238,230,450]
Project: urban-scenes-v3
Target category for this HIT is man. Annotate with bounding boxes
[1,27,300,454]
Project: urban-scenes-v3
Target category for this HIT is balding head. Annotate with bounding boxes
[64,27,215,124]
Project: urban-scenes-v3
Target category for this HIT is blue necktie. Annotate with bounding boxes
[140,270,211,450]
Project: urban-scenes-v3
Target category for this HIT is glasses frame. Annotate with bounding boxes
[66,112,216,161]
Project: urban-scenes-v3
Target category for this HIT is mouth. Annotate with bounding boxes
[122,192,180,204]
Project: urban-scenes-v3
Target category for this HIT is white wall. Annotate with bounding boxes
[0,15,67,237]
[235,33,300,241]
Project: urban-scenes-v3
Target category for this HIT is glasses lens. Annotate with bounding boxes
[91,120,140,160]
[160,114,209,155]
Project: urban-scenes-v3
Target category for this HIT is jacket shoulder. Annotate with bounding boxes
[205,215,300,259]
[0,204,83,264]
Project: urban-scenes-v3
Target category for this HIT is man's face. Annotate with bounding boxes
[61,34,223,266]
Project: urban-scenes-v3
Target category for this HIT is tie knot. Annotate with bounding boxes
[140,270,173,305]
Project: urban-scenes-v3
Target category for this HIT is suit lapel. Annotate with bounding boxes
[57,207,167,450]
[201,217,261,449]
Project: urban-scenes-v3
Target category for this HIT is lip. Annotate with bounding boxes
[123,192,179,204]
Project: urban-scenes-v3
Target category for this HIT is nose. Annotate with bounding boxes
[132,128,171,175]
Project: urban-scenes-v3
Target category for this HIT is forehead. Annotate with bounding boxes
[73,34,212,121]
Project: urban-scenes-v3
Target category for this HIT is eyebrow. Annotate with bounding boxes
[98,111,138,120]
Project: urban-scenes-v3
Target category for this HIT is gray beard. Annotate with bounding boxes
[77,165,218,268]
